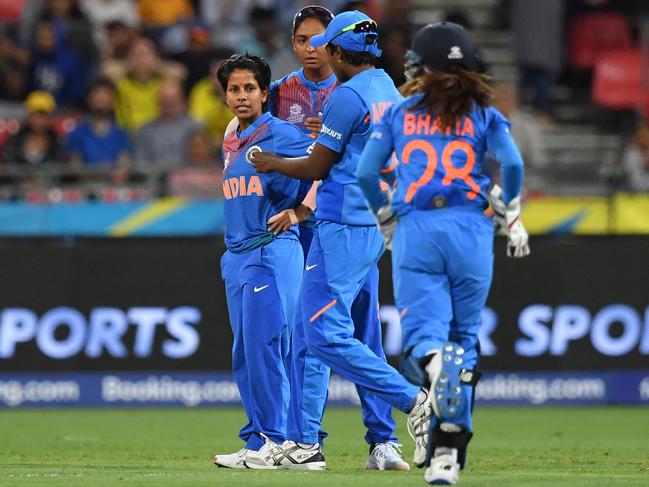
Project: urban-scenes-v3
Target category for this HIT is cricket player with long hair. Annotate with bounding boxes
[356,22,530,484]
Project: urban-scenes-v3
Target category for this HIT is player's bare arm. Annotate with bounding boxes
[251,143,339,180]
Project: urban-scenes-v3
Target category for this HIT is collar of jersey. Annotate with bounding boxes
[297,68,337,91]
[237,112,272,139]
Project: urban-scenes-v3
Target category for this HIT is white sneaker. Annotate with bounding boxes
[270,441,326,470]
[424,447,460,485]
[244,435,280,470]
[246,437,327,470]
[407,388,433,468]
[366,442,410,471]
[212,447,250,469]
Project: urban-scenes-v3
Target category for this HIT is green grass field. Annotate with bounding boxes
[1,407,647,486]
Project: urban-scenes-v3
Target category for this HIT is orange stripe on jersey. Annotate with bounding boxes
[310,299,337,323]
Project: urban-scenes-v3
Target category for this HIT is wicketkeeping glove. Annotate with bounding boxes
[488,185,531,258]
[374,191,397,250]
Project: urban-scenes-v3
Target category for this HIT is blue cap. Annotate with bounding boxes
[310,10,382,57]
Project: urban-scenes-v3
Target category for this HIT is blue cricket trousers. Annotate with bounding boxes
[392,208,494,432]
[290,221,420,445]
[221,237,303,449]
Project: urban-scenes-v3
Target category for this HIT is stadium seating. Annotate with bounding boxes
[568,12,634,70]
[0,0,27,22]
[592,49,644,110]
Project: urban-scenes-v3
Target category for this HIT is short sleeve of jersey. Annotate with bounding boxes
[486,107,511,137]
[315,86,367,154]
[271,120,313,158]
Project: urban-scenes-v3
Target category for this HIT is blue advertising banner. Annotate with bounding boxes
[1,237,648,407]
[0,371,647,408]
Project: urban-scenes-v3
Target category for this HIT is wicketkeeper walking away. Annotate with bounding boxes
[356,22,531,485]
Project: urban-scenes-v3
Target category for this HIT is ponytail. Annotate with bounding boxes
[400,66,492,131]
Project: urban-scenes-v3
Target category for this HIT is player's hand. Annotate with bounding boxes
[305,112,322,138]
[267,209,299,235]
[267,205,311,235]
[489,185,530,258]
[249,150,275,173]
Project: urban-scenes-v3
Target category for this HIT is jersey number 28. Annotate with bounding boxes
[401,139,480,203]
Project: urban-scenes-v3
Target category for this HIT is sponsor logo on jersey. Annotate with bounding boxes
[320,123,342,140]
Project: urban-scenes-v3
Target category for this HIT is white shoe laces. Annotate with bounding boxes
[373,442,404,459]
[258,433,278,459]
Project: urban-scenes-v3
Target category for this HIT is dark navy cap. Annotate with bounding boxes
[409,21,478,72]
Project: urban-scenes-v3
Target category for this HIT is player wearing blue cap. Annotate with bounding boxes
[356,22,531,485]
[212,53,313,469]
[250,10,432,471]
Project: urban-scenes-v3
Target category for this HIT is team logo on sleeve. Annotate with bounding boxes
[448,46,463,60]
[245,145,262,165]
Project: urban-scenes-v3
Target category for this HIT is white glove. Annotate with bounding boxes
[488,185,507,233]
[374,191,397,250]
[489,185,530,258]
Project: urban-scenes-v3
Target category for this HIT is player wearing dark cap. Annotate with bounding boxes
[357,22,530,484]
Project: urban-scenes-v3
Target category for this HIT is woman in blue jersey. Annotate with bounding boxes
[356,22,531,485]
[211,53,313,469]
[266,5,337,251]
[250,11,431,472]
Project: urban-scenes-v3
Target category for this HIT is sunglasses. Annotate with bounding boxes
[328,19,378,45]
[292,5,334,33]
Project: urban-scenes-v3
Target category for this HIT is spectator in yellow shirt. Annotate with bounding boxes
[113,38,185,133]
[188,57,233,149]
[137,0,194,29]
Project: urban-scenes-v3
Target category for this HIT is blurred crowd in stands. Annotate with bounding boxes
[0,0,648,203]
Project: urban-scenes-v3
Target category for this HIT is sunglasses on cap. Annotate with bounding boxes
[292,5,334,33]
[328,19,378,45]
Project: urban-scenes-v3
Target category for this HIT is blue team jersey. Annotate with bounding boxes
[373,94,511,216]
[269,69,338,134]
[221,112,312,253]
[315,68,402,225]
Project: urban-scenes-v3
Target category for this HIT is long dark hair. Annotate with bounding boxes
[401,66,491,131]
